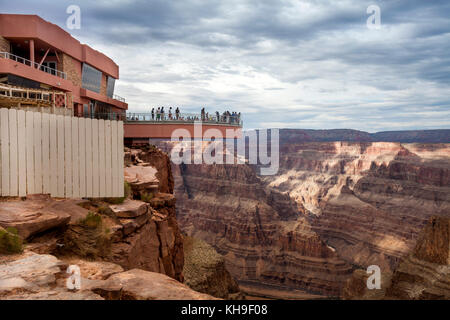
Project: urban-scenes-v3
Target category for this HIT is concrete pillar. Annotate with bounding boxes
[29,39,35,66]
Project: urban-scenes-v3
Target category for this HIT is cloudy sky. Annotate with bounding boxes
[2,0,450,131]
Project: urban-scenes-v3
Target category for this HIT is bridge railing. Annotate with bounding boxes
[125,112,242,126]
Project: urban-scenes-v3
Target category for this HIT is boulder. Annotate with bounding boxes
[109,200,148,218]
[124,166,159,197]
[0,253,66,296]
[91,269,216,300]
[0,198,89,239]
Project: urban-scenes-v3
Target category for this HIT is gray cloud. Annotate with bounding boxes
[1,0,450,131]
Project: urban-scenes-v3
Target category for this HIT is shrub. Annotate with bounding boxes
[140,192,154,203]
[0,227,23,254]
[98,205,112,216]
[124,181,132,198]
[78,212,102,229]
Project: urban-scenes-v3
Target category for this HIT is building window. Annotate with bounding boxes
[40,61,57,75]
[106,76,115,98]
[81,63,102,93]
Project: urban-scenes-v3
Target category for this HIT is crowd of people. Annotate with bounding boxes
[128,107,241,125]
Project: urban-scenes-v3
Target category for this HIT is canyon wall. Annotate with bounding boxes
[268,142,450,273]
[154,137,449,298]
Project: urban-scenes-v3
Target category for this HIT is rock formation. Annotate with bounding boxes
[151,141,353,297]
[0,146,186,298]
[0,253,213,300]
[183,236,242,299]
[268,142,450,273]
[385,216,450,299]
[152,136,449,298]
[62,147,184,282]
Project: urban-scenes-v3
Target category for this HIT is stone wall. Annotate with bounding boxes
[61,53,82,87]
[100,73,107,96]
[0,36,10,53]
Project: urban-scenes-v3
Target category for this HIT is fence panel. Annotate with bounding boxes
[0,108,124,198]
[17,110,26,197]
[104,120,112,197]
[1,108,10,196]
[8,109,18,196]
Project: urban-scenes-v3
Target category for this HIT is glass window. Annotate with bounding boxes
[81,63,102,93]
[106,76,115,98]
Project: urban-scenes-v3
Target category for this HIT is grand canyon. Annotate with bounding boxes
[155,129,450,299]
[1,129,449,300]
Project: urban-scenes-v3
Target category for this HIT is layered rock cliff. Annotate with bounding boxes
[156,141,353,297]
[267,142,450,274]
[386,215,450,299]
[0,146,187,299]
[343,215,450,300]
[154,137,449,298]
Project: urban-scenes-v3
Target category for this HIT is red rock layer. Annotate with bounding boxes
[268,142,450,272]
[171,161,352,297]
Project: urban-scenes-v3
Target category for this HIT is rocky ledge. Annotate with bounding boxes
[0,253,213,300]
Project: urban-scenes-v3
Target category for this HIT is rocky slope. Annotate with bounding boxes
[153,136,449,298]
[156,141,353,297]
[385,215,450,299]
[0,146,198,299]
[267,142,450,274]
[343,215,450,300]
[183,236,242,299]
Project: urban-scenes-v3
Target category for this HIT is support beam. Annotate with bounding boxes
[38,48,50,66]
[29,39,35,67]
[54,49,60,63]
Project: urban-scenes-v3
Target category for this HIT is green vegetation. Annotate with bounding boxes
[78,211,102,229]
[0,227,23,254]
[140,192,154,203]
[97,205,112,216]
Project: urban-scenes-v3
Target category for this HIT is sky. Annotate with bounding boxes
[2,0,450,131]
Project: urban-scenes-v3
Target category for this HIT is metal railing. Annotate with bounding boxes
[0,52,67,80]
[113,94,126,103]
[74,112,127,121]
[125,112,243,126]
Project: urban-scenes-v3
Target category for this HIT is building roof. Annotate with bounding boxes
[0,14,119,79]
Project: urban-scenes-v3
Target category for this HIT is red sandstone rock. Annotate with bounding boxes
[0,198,88,239]
[91,269,215,300]
[109,199,148,218]
[153,140,450,298]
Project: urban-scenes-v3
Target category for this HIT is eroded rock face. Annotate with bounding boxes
[163,144,353,297]
[267,142,450,273]
[109,195,184,282]
[183,236,242,299]
[153,139,449,298]
[386,216,450,299]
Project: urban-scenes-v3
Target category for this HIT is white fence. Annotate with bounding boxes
[0,108,124,198]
